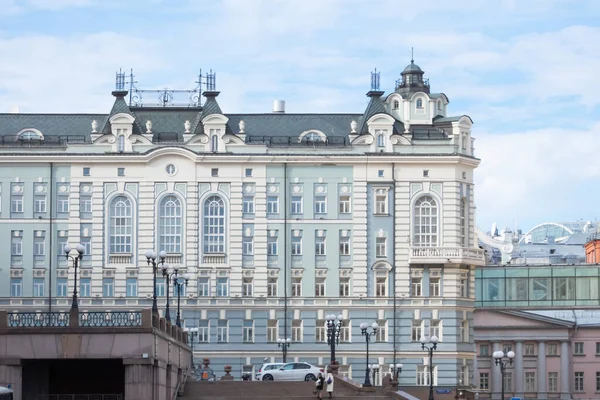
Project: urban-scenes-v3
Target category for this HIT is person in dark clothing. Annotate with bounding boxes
[314,373,324,399]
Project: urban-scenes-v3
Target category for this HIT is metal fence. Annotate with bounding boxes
[79,311,142,327]
[7,311,70,327]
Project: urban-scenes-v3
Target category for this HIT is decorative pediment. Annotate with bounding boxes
[222,134,245,145]
[202,114,229,126]
[109,113,136,125]
[351,135,374,145]
[390,134,411,145]
[367,114,395,125]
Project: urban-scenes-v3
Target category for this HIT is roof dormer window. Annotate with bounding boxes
[393,100,399,110]
[299,130,326,144]
[416,99,423,109]
[17,129,43,141]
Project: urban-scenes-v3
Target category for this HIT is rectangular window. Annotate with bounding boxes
[292,277,302,297]
[102,278,115,297]
[10,278,22,297]
[211,168,218,177]
[56,278,68,297]
[596,372,600,392]
[525,372,536,392]
[267,196,279,214]
[198,277,210,297]
[596,342,600,355]
[126,278,138,297]
[34,233,46,256]
[242,235,254,255]
[217,320,228,343]
[315,277,326,297]
[34,193,47,213]
[292,319,303,342]
[378,169,384,177]
[430,320,441,340]
[460,320,469,342]
[245,168,252,177]
[83,167,91,176]
[267,278,277,297]
[267,235,278,255]
[242,278,253,297]
[291,234,302,255]
[80,195,92,215]
[480,344,489,356]
[376,237,386,257]
[460,275,469,297]
[340,320,351,342]
[315,196,327,214]
[175,282,186,297]
[11,231,23,256]
[339,195,351,214]
[11,183,24,214]
[156,281,165,297]
[376,276,386,296]
[374,188,388,214]
[198,320,209,343]
[33,278,45,297]
[80,278,91,297]
[267,320,278,343]
[118,167,125,177]
[242,320,254,343]
[291,196,303,214]
[339,233,350,255]
[411,277,422,296]
[525,343,535,356]
[411,320,423,342]
[417,366,436,386]
[242,196,255,214]
[316,320,326,343]
[57,195,69,213]
[217,277,229,297]
[503,372,512,392]
[574,342,584,355]
[315,234,326,256]
[574,372,584,392]
[548,372,558,393]
[547,343,558,356]
[376,320,387,342]
[339,277,350,297]
[429,277,440,296]
[479,373,489,390]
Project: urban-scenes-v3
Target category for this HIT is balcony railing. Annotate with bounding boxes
[203,254,226,264]
[409,246,485,265]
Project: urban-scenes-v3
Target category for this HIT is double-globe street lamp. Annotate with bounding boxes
[161,264,183,322]
[326,314,344,366]
[493,350,515,400]
[390,363,403,384]
[173,274,189,327]
[277,337,292,363]
[420,336,439,400]
[368,364,380,386]
[359,321,379,387]
[64,244,85,310]
[184,327,199,368]
[145,250,166,316]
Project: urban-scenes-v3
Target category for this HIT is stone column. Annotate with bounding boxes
[124,362,156,400]
[537,341,547,400]
[560,341,570,400]
[491,342,502,400]
[514,341,524,398]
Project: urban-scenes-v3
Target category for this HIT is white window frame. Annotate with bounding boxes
[198,277,210,296]
[375,237,386,257]
[291,277,302,297]
[34,194,47,213]
[109,196,133,254]
[242,235,254,256]
[198,320,210,343]
[243,196,255,214]
[339,277,350,297]
[574,372,584,392]
[315,277,326,297]
[292,319,303,342]
[267,278,277,297]
[315,196,327,214]
[242,278,253,297]
[159,195,183,254]
[413,195,439,247]
[217,320,228,343]
[126,277,138,297]
[339,234,350,255]
[267,196,279,214]
[33,278,45,297]
[267,236,278,255]
[56,278,68,297]
[411,277,422,296]
[429,277,440,297]
[339,195,351,214]
[374,188,389,215]
[291,196,303,214]
[267,320,278,342]
[411,320,423,342]
[216,277,229,297]
[548,372,558,393]
[459,198,467,247]
[57,195,69,213]
[242,320,254,343]
[375,271,387,297]
[525,371,536,392]
[203,196,225,254]
[291,235,302,255]
[315,235,326,256]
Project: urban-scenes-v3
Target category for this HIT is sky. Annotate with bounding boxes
[0,0,599,232]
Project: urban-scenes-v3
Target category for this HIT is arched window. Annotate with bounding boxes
[211,135,218,152]
[416,99,423,109]
[118,135,125,152]
[413,195,438,247]
[159,195,182,254]
[377,133,386,147]
[437,100,442,113]
[109,196,132,254]
[393,100,399,110]
[18,130,43,141]
[203,195,225,253]
[460,198,467,247]
[302,132,324,143]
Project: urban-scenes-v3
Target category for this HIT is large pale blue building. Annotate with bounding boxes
[0,61,484,389]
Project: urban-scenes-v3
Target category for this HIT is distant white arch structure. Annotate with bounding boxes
[519,222,575,244]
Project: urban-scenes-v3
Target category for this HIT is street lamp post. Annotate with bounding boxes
[369,364,380,386]
[173,274,189,327]
[420,335,439,400]
[326,314,344,365]
[184,327,199,368]
[359,322,379,388]
[64,244,85,310]
[161,264,180,322]
[493,350,515,400]
[390,363,403,384]
[145,250,167,316]
[277,337,292,363]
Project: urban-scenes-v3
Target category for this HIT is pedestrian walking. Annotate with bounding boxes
[314,373,324,399]
[325,369,334,398]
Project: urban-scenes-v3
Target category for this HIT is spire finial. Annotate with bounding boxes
[411,47,414,64]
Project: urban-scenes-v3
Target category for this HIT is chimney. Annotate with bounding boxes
[273,100,285,114]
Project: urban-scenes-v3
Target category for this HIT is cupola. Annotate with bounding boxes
[395,55,430,97]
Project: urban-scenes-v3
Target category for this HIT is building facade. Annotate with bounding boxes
[0,62,484,388]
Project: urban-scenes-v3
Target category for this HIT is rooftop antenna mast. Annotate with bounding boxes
[411,46,414,63]
[127,69,138,105]
[370,68,380,91]
[115,69,126,91]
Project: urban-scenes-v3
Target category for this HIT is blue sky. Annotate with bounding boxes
[1,0,599,232]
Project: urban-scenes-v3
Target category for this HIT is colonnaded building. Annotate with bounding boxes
[0,61,484,388]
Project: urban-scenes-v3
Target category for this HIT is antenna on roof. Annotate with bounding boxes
[370,68,380,91]
[206,69,217,91]
[115,69,126,91]
[411,47,414,63]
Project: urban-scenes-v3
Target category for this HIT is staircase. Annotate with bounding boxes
[178,380,395,400]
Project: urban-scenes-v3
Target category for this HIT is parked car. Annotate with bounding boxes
[258,362,324,381]
[255,363,285,380]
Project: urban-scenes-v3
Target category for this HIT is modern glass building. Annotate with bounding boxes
[0,62,484,389]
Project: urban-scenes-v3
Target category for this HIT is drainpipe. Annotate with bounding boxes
[283,162,288,358]
[392,163,397,367]
[48,162,54,313]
